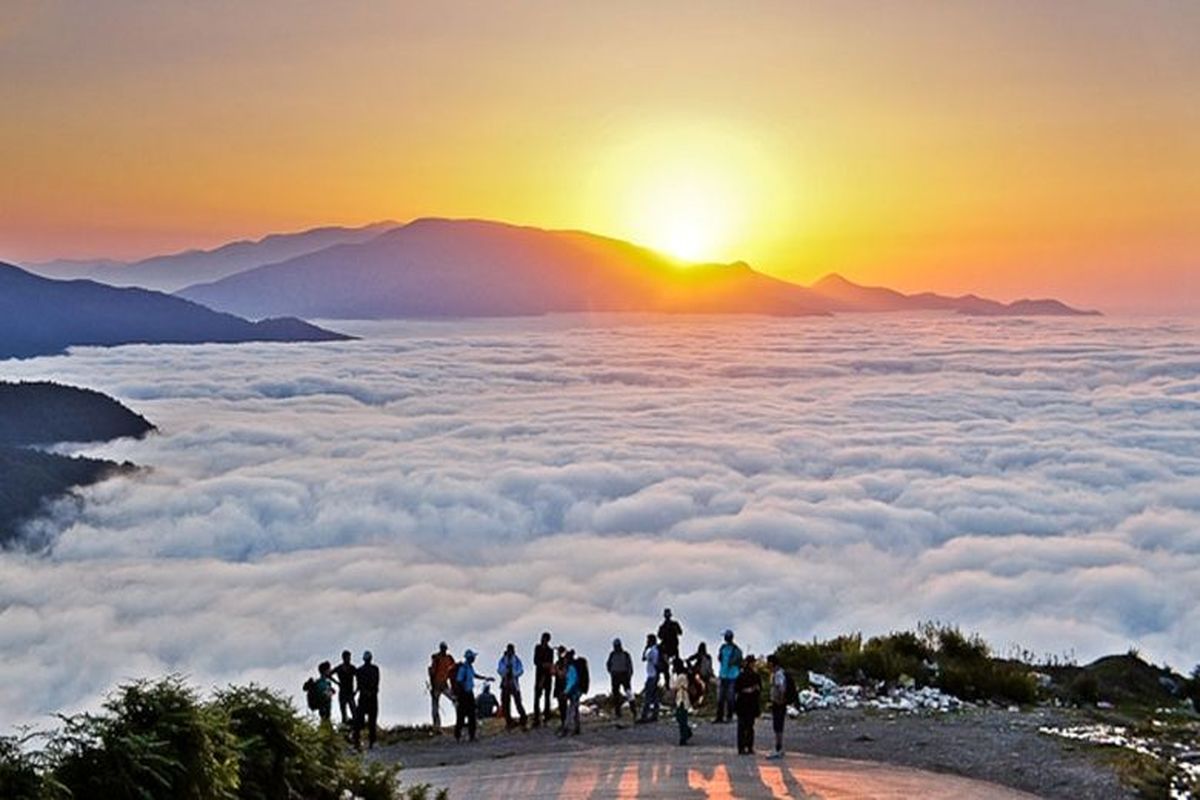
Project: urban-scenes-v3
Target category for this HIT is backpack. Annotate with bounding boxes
[303,678,321,711]
[575,658,590,695]
[784,672,800,707]
[450,662,467,699]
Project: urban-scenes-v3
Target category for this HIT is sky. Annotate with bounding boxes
[1,315,1197,726]
[0,1,1196,313]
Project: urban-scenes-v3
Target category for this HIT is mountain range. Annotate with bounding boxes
[0,262,352,360]
[177,218,1099,320]
[23,221,397,292]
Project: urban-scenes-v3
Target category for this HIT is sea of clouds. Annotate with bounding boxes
[1,313,1198,728]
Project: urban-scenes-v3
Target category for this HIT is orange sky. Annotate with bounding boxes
[1,1,1196,313]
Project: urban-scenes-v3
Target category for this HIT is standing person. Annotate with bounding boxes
[686,642,714,708]
[671,658,693,746]
[532,632,554,727]
[453,650,493,743]
[606,638,636,718]
[657,609,683,688]
[497,643,529,730]
[332,650,358,726]
[559,649,585,736]
[354,651,380,750]
[310,661,336,726]
[715,630,743,723]
[734,654,762,755]
[552,645,569,724]
[637,633,661,723]
[766,654,789,760]
[427,642,456,730]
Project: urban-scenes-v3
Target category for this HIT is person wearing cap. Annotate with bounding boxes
[734,654,762,755]
[428,641,456,729]
[606,637,635,718]
[715,629,743,723]
[454,649,493,742]
[354,650,380,750]
[532,632,554,727]
[657,609,683,689]
[497,643,529,730]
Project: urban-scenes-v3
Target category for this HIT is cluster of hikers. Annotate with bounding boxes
[425,608,801,758]
[304,650,382,750]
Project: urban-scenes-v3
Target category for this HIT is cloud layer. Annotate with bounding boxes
[1,313,1198,727]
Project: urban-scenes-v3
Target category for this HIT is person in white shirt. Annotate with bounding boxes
[670,658,693,745]
[637,633,661,722]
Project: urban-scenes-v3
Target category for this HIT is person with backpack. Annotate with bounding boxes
[637,633,661,723]
[715,629,743,723]
[532,632,554,727]
[670,658,693,746]
[497,643,529,730]
[427,642,456,729]
[354,651,380,750]
[332,650,357,726]
[766,653,795,759]
[606,638,636,718]
[305,661,336,725]
[559,649,587,736]
[452,649,493,742]
[734,654,762,755]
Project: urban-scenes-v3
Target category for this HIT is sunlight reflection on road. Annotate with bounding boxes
[403,745,1038,799]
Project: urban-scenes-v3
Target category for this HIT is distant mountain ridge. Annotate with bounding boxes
[0,262,352,360]
[177,218,1098,320]
[23,221,398,292]
[809,273,1100,317]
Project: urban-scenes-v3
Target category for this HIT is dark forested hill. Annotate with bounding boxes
[0,382,152,546]
[0,382,155,445]
[0,446,134,546]
[0,261,352,360]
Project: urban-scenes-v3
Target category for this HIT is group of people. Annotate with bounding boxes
[426,608,799,758]
[304,650,382,749]
[428,636,591,742]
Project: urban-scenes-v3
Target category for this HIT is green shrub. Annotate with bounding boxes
[0,734,43,800]
[213,684,337,800]
[48,677,239,800]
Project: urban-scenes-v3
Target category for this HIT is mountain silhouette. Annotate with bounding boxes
[0,262,352,360]
[177,219,1097,320]
[23,221,398,292]
[810,273,1100,316]
[178,218,831,319]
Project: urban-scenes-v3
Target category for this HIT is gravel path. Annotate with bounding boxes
[376,706,1134,799]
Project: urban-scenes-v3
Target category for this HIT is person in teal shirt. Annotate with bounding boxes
[715,629,743,723]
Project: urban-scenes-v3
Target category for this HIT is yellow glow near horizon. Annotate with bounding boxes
[587,123,792,265]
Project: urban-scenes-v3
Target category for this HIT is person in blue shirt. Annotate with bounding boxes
[497,643,528,730]
[453,649,494,742]
[558,649,585,736]
[715,629,743,723]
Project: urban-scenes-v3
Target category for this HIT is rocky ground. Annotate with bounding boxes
[374,705,1138,799]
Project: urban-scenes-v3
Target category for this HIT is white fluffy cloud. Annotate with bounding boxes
[1,313,1197,727]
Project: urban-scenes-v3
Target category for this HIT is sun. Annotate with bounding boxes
[632,170,738,262]
[588,121,786,265]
